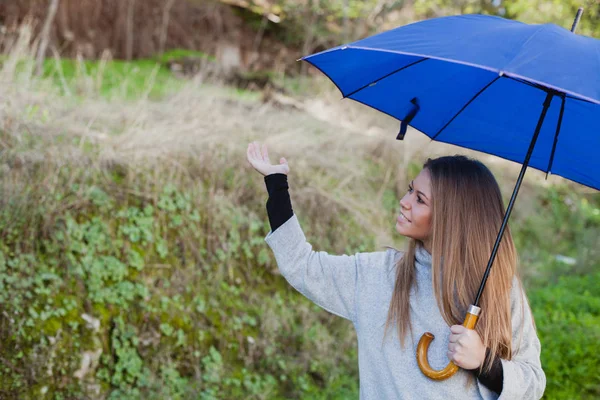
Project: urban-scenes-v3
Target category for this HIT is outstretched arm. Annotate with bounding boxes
[262,173,361,321]
[265,212,362,321]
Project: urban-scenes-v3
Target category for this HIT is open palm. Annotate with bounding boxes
[246,141,289,176]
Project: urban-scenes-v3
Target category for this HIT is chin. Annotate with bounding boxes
[396,224,421,242]
[395,222,409,237]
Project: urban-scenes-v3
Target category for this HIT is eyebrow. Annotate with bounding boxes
[411,180,429,200]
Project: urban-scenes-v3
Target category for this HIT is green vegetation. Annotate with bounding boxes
[0,46,598,399]
[531,272,600,398]
[228,0,598,59]
[0,150,368,399]
[39,57,185,99]
[522,188,600,398]
[154,49,217,64]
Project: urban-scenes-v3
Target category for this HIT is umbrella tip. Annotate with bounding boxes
[570,7,584,33]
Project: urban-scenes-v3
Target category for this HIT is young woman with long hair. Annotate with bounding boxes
[247,141,545,399]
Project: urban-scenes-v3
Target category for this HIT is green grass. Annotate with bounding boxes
[0,52,598,399]
[40,57,185,99]
[531,272,600,399]
[153,49,217,64]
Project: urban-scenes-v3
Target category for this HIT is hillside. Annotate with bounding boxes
[0,28,599,399]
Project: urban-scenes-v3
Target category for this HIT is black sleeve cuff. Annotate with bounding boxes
[264,173,293,232]
[469,348,503,394]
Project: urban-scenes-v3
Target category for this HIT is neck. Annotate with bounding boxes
[422,239,432,254]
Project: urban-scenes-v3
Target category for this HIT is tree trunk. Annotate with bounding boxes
[36,0,61,75]
[125,0,136,60]
[159,0,176,54]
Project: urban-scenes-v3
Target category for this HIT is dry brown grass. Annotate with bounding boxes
[0,24,597,399]
[0,23,581,254]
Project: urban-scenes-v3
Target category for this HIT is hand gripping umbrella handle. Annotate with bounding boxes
[416,305,481,380]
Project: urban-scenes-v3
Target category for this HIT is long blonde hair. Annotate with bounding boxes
[383,155,521,373]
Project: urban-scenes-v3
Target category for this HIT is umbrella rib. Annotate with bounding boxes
[504,72,600,106]
[430,75,502,142]
[342,58,428,99]
[506,75,578,101]
[565,93,597,105]
[504,75,539,90]
[545,95,566,178]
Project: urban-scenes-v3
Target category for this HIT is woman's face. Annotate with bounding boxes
[396,168,433,248]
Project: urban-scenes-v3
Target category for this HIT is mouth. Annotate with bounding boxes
[398,212,411,223]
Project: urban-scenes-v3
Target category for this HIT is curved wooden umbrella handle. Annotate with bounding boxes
[416,305,481,380]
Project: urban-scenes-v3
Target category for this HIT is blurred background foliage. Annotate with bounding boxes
[0,0,598,399]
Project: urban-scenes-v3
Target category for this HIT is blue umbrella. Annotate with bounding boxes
[300,10,600,380]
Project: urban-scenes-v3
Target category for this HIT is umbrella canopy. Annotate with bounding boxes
[301,14,600,190]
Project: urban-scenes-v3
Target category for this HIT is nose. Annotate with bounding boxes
[400,193,410,210]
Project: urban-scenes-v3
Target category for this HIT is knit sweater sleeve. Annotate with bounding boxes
[263,175,385,323]
[265,211,377,322]
[264,173,293,232]
[470,347,503,393]
[492,277,546,399]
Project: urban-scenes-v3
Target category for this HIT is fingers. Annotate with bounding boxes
[448,351,462,366]
[261,143,270,163]
[247,142,254,159]
[248,142,260,161]
[253,142,261,160]
[450,325,466,334]
[447,325,485,369]
[247,142,270,161]
[449,325,472,345]
[248,142,286,174]
[246,143,254,165]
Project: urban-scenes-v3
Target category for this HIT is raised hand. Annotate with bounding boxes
[246,141,290,176]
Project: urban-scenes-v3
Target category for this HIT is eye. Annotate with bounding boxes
[409,184,425,204]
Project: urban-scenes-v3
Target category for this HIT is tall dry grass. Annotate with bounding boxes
[0,23,585,270]
[0,23,598,399]
[4,21,588,255]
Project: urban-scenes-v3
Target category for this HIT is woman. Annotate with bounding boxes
[246,141,545,399]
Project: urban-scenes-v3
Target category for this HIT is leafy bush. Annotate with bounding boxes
[529,272,600,399]
[0,47,597,398]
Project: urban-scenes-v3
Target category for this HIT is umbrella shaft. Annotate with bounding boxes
[474,91,555,306]
[571,8,584,33]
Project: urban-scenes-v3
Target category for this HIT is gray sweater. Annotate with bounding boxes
[264,213,546,399]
